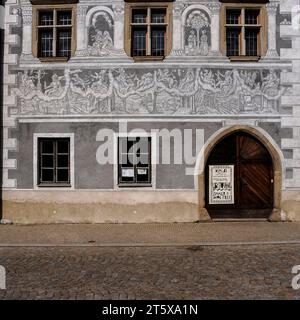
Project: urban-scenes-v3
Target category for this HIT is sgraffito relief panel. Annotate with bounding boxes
[76,5,124,57]
[12,68,286,116]
[87,10,114,56]
[185,9,211,56]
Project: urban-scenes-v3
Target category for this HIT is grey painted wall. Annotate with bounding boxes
[10,121,290,189]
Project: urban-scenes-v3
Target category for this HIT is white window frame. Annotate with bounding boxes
[114,132,157,190]
[33,133,75,190]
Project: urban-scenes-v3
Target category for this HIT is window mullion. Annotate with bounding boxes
[53,9,57,57]
[54,140,57,183]
[147,7,151,56]
[241,8,245,56]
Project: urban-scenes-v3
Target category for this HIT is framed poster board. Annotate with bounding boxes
[209,165,234,205]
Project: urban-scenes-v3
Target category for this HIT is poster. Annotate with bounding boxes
[209,165,234,205]
[122,168,134,177]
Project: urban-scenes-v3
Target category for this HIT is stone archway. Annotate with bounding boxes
[196,125,285,221]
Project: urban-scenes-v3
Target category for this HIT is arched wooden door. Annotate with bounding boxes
[205,132,274,219]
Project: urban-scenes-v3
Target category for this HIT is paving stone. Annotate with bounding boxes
[0,245,300,299]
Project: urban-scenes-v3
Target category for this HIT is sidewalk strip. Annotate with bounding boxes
[0,240,300,247]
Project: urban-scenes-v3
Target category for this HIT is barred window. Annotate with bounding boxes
[225,6,263,59]
[118,137,152,186]
[34,6,75,60]
[38,138,70,186]
[129,6,169,59]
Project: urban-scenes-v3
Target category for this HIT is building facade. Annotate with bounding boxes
[2,0,300,223]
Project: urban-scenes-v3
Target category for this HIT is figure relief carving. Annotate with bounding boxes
[13,68,286,116]
[185,10,210,56]
[77,7,124,57]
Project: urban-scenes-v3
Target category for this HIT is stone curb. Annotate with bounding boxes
[0,240,300,247]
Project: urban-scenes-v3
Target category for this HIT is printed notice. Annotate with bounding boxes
[122,168,134,177]
[209,165,234,205]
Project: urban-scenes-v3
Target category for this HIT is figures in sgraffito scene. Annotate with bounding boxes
[188,30,197,55]
[261,69,280,95]
[88,29,114,56]
[185,10,210,56]
[14,68,285,116]
[186,28,210,56]
[199,30,209,56]
[45,74,64,97]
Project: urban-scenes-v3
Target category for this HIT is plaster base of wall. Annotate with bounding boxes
[281,191,300,222]
[2,190,200,224]
[2,190,300,224]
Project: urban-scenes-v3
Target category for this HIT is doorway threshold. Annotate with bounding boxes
[212,218,268,222]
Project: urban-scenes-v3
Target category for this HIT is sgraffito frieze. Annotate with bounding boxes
[12,68,286,116]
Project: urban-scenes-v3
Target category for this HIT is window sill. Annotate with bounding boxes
[38,57,70,63]
[228,56,261,62]
[132,56,165,62]
[118,184,152,188]
[37,184,71,188]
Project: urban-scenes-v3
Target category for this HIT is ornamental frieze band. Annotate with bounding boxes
[13,67,286,116]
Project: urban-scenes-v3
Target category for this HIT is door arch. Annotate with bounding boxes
[196,125,284,220]
[205,131,274,218]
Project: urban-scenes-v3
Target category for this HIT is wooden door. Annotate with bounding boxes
[205,132,273,219]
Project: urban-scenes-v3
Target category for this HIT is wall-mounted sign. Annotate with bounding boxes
[209,165,234,205]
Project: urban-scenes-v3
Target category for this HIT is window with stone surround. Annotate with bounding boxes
[32,4,76,61]
[124,2,173,60]
[38,138,71,186]
[118,137,152,186]
[221,3,267,61]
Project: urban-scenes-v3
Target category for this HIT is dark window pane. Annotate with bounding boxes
[151,27,165,56]
[42,155,54,168]
[39,30,53,57]
[57,29,71,57]
[226,9,241,24]
[56,169,69,182]
[151,9,166,23]
[136,168,150,182]
[128,153,136,166]
[137,153,149,166]
[132,9,147,23]
[57,11,72,25]
[245,29,258,56]
[39,11,53,26]
[57,154,69,168]
[245,9,260,25]
[132,28,147,56]
[41,140,54,153]
[41,169,54,182]
[226,28,240,56]
[57,140,69,154]
[138,137,150,153]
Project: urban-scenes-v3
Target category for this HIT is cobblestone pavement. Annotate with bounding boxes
[0,245,300,300]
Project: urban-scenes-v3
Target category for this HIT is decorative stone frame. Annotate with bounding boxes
[220,3,268,61]
[33,133,75,190]
[195,125,285,221]
[113,131,157,191]
[32,3,77,61]
[124,1,173,60]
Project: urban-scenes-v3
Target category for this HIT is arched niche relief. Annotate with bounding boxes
[182,5,211,56]
[84,6,115,56]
